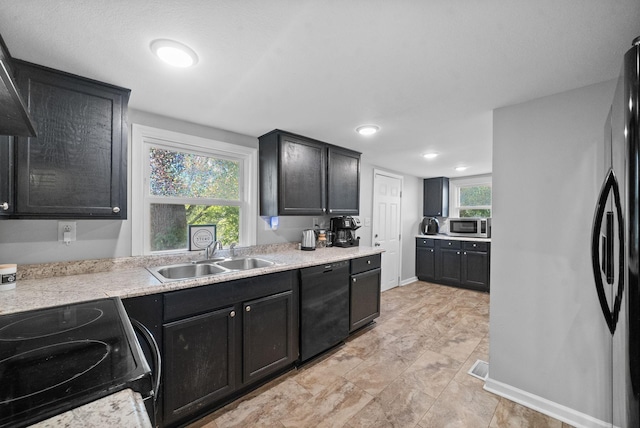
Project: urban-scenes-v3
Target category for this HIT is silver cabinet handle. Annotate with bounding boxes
[448,242,452,246]
[367,260,371,264]
[431,249,434,253]
[246,306,251,312]
[457,251,460,255]
[464,252,467,255]
[353,277,357,283]
[473,243,477,247]
[1,202,8,211]
[112,207,120,213]
[229,311,236,318]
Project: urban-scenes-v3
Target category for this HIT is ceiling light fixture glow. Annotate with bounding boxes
[356,125,380,136]
[150,39,198,68]
[423,153,438,159]
[454,166,468,171]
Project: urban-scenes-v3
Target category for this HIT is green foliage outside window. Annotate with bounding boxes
[459,185,491,218]
[148,147,241,252]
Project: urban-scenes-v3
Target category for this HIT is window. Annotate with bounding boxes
[450,175,492,218]
[132,125,257,255]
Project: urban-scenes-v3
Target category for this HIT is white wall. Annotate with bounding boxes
[0,109,257,265]
[488,79,615,425]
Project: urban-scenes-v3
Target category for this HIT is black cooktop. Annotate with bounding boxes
[0,298,152,427]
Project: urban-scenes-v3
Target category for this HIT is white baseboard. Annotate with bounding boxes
[484,377,609,428]
[400,276,418,286]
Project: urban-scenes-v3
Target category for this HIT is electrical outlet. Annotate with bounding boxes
[58,221,77,243]
[312,217,318,227]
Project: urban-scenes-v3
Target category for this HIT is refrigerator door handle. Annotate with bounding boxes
[591,168,624,334]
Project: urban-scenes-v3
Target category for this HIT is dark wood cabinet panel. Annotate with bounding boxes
[242,290,296,384]
[163,306,237,426]
[0,136,13,216]
[259,129,360,217]
[462,249,490,291]
[416,247,436,281]
[327,146,360,215]
[11,60,129,219]
[439,248,462,285]
[279,135,326,215]
[349,268,381,332]
[423,177,449,217]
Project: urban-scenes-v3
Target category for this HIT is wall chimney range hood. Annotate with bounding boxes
[0,33,37,137]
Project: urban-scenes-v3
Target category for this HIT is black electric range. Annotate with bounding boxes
[0,298,152,427]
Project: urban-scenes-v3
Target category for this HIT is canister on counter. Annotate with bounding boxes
[0,264,17,291]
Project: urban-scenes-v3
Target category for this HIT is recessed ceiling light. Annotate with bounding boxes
[356,125,380,136]
[455,166,468,171]
[423,153,438,159]
[150,39,199,68]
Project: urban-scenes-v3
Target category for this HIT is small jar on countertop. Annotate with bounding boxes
[0,264,17,291]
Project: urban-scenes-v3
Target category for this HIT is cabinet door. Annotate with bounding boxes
[349,268,381,332]
[416,247,435,281]
[327,146,360,215]
[279,135,326,215]
[13,61,129,218]
[0,136,13,216]
[163,306,237,426]
[462,250,489,291]
[438,248,462,285]
[242,290,295,385]
[423,177,449,217]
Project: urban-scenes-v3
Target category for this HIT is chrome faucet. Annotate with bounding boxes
[205,240,222,259]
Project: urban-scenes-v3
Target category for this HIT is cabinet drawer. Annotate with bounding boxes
[463,241,489,252]
[416,238,435,248]
[351,254,381,275]
[439,240,461,250]
[164,271,295,322]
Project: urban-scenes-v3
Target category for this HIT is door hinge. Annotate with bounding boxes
[399,234,401,241]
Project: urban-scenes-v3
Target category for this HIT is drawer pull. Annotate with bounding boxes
[353,277,357,283]
[229,311,236,318]
[245,306,251,312]
[367,260,371,264]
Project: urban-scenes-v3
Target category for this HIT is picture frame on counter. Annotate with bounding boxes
[188,224,217,251]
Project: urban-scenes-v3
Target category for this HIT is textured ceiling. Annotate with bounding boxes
[1,0,639,178]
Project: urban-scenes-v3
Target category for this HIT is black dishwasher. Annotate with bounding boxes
[299,260,349,362]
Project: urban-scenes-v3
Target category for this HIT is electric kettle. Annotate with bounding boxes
[301,229,316,251]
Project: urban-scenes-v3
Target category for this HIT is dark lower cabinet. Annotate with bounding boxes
[163,306,236,427]
[161,270,298,427]
[349,254,381,332]
[416,238,490,292]
[242,290,295,384]
[415,238,435,281]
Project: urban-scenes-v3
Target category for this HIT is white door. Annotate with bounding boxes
[372,171,402,291]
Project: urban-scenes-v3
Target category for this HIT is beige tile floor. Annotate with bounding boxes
[188,281,573,428]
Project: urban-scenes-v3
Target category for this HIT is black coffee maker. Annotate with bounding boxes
[330,216,361,247]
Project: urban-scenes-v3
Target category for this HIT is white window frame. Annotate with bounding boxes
[449,174,492,218]
[131,124,257,256]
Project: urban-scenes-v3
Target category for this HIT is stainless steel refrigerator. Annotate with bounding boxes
[592,36,640,427]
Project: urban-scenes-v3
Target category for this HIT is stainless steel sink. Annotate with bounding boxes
[216,257,274,270]
[154,263,228,280]
[148,257,276,282]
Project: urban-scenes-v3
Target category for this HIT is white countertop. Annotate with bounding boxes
[415,234,491,243]
[0,245,384,315]
[30,389,151,428]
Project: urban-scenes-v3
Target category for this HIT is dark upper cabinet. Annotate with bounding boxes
[423,177,449,217]
[9,60,129,219]
[0,136,13,216]
[259,129,360,217]
[0,34,37,137]
[327,146,360,215]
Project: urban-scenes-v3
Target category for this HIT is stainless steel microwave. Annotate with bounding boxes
[447,218,491,238]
